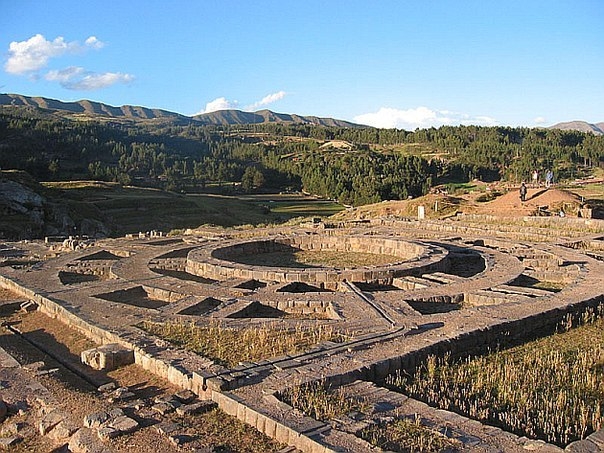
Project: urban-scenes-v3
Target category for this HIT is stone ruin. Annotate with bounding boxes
[1,214,604,452]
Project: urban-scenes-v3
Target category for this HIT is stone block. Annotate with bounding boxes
[275,422,291,444]
[81,344,134,371]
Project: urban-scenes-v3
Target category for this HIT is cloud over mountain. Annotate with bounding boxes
[200,97,239,114]
[246,91,287,110]
[354,106,497,129]
[200,91,287,114]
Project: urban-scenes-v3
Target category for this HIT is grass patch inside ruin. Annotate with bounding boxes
[280,381,370,421]
[140,320,348,367]
[359,417,461,453]
[233,250,401,268]
[280,381,456,452]
[387,312,604,447]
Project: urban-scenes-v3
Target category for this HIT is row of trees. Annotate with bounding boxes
[1,107,603,205]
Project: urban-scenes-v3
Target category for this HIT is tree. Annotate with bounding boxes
[241,167,265,193]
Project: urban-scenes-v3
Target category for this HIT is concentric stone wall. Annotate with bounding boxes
[186,235,449,288]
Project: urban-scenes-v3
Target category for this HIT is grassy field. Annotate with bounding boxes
[387,311,604,447]
[40,182,344,236]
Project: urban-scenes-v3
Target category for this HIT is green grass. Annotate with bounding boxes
[387,311,604,447]
[38,183,344,236]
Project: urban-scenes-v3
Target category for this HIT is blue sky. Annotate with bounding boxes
[1,1,602,129]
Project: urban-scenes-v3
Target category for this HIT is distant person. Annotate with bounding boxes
[520,182,527,202]
[545,169,553,188]
[532,170,539,187]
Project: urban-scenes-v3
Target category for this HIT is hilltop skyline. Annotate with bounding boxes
[1,1,603,130]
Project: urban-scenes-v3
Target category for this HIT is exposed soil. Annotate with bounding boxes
[471,187,582,217]
[334,187,585,220]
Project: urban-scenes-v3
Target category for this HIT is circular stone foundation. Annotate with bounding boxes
[186,235,449,287]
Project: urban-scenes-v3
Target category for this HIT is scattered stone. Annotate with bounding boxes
[174,389,196,404]
[107,387,135,402]
[108,415,139,434]
[107,408,125,419]
[97,426,120,441]
[154,394,181,407]
[48,419,79,441]
[38,409,64,435]
[156,421,180,436]
[97,382,117,393]
[176,400,217,416]
[69,427,113,453]
[84,411,110,429]
[122,398,146,410]
[152,402,175,416]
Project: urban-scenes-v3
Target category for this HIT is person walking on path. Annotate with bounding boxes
[545,169,553,188]
[520,182,527,202]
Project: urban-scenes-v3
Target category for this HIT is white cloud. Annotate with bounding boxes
[533,116,547,125]
[4,34,103,75]
[45,66,85,83]
[247,90,286,110]
[45,66,134,90]
[84,36,105,49]
[198,91,287,115]
[354,106,497,129]
[199,97,239,114]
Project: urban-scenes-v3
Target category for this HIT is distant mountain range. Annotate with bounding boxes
[549,121,604,135]
[0,93,362,128]
[2,93,602,132]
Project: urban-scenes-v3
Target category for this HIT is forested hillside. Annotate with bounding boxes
[1,106,603,207]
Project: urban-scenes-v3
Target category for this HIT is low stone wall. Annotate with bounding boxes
[212,391,335,453]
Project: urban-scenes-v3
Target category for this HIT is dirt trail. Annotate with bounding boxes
[472,187,582,216]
